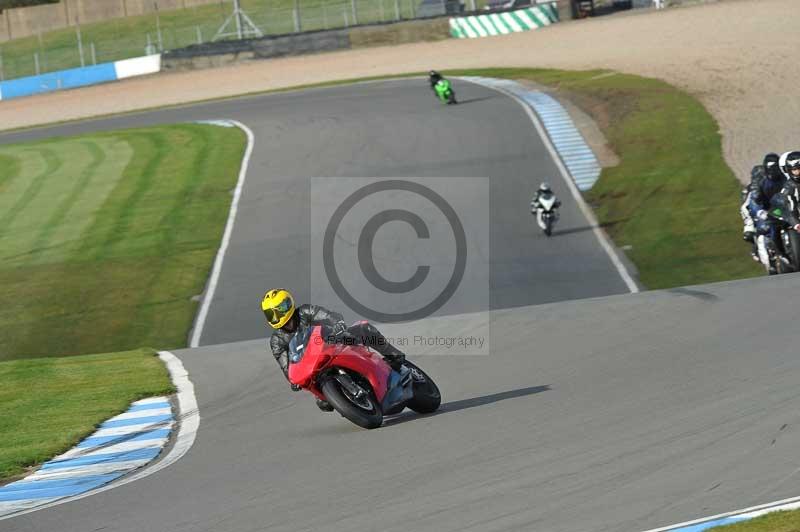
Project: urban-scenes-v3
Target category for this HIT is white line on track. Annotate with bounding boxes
[460,78,639,293]
[641,494,800,531]
[189,119,256,347]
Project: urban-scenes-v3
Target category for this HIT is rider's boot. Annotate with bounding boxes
[757,235,773,273]
[316,398,334,412]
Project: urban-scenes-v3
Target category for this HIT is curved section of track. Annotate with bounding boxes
[0,79,632,346]
[8,274,800,532]
[12,81,791,532]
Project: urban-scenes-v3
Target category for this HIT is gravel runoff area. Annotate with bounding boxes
[0,0,791,184]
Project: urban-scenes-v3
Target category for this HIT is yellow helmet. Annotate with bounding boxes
[261,288,295,329]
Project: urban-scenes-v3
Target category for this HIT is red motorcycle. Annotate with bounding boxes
[287,323,441,429]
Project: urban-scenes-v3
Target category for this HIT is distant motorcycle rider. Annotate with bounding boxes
[746,152,785,272]
[531,183,561,215]
[261,289,406,411]
[428,70,444,90]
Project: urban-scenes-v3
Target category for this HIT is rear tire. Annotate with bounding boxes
[321,377,383,429]
[404,361,441,414]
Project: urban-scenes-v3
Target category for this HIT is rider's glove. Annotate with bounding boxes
[757,209,769,221]
[290,383,302,392]
[793,224,800,233]
[332,321,348,339]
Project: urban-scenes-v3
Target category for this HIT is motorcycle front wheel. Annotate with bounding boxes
[404,361,442,414]
[321,377,383,429]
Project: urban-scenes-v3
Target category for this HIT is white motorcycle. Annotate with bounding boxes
[533,193,560,237]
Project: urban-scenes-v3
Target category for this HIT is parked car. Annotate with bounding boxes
[417,0,464,17]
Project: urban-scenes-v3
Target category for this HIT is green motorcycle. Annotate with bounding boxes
[434,79,457,105]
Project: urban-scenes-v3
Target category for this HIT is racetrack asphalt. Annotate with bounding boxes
[0,78,632,347]
[7,272,800,532]
[0,79,705,530]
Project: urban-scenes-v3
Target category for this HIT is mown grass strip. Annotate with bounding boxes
[0,123,246,360]
[0,348,174,481]
[451,67,762,289]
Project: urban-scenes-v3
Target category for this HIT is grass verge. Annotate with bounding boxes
[709,509,800,531]
[0,348,174,481]
[0,123,246,360]
[0,0,447,80]
[451,67,762,289]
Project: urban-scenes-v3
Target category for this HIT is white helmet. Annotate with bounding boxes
[780,151,800,182]
[539,182,552,193]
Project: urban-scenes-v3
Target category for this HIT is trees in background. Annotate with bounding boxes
[0,0,59,10]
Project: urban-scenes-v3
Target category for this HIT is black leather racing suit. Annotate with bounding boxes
[269,304,403,381]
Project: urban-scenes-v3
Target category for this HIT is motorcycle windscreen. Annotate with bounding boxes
[288,326,328,386]
[539,194,556,210]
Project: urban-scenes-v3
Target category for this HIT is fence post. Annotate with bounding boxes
[294,0,302,32]
[0,48,4,81]
[76,19,85,67]
[379,0,384,20]
[469,0,475,9]
[322,6,328,28]
[34,53,40,75]
[196,25,203,44]
[344,8,349,27]
[154,2,164,51]
[351,0,358,25]
[91,42,97,65]
[37,29,47,73]
[394,0,400,20]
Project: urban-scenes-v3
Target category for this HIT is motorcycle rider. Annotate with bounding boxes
[747,152,785,273]
[530,183,561,224]
[428,70,444,91]
[261,288,406,412]
[772,150,800,232]
[741,156,774,262]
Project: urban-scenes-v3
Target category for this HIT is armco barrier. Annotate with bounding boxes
[449,2,559,38]
[0,54,161,101]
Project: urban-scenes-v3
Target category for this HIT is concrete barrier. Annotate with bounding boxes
[0,54,161,101]
[162,28,354,71]
[449,2,559,38]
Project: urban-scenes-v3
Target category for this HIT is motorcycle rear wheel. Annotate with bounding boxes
[404,361,442,414]
[321,377,383,429]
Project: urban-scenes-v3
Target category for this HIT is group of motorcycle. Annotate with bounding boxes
[741,151,800,276]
